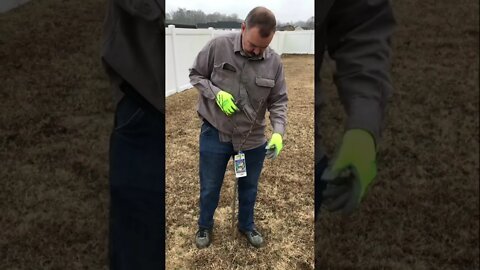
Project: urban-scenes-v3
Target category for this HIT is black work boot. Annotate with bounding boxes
[239,228,264,248]
[195,228,212,248]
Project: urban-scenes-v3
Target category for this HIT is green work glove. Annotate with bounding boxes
[321,129,377,215]
[265,133,283,160]
[215,90,239,116]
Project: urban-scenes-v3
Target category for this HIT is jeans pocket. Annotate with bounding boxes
[200,122,213,136]
[114,95,146,131]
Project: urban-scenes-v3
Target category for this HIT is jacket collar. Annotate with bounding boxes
[234,32,267,60]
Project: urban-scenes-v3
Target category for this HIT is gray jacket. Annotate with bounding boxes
[190,33,288,152]
[315,0,396,160]
[101,0,165,112]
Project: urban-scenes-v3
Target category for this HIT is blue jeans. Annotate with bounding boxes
[109,91,165,270]
[198,121,266,232]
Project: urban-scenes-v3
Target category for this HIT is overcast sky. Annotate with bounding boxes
[166,0,314,23]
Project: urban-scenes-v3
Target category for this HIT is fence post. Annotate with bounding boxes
[208,27,214,39]
[169,25,180,93]
[279,31,286,55]
[310,30,315,54]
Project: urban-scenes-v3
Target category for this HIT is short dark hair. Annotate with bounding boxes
[245,7,276,37]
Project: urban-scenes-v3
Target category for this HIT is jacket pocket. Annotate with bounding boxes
[249,77,274,105]
[200,121,214,136]
[211,62,237,92]
[221,62,237,72]
[255,77,275,88]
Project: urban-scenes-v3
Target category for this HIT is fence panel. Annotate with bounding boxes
[166,26,314,96]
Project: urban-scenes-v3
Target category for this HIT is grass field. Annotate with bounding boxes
[316,0,479,269]
[0,0,478,269]
[166,55,314,269]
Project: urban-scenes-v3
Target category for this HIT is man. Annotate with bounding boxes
[189,7,288,248]
[315,0,395,215]
[101,0,165,269]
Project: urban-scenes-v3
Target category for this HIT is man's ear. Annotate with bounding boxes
[241,22,246,32]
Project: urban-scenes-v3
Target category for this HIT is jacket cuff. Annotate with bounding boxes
[272,122,286,136]
[344,98,383,147]
[210,84,222,99]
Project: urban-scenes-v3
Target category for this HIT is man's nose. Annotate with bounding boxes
[253,48,261,55]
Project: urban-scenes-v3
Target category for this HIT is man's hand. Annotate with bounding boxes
[265,133,283,160]
[321,129,377,215]
[216,90,239,116]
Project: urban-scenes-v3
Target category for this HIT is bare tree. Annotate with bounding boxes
[305,16,315,29]
[168,8,242,25]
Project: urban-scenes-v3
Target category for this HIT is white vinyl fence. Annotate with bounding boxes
[166,25,314,96]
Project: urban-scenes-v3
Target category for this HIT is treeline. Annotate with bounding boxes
[166,8,241,25]
[166,8,314,29]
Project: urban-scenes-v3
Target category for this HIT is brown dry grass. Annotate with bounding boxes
[166,55,315,269]
[0,0,112,269]
[316,0,479,269]
[0,0,478,269]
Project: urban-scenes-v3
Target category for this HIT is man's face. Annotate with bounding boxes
[241,23,274,57]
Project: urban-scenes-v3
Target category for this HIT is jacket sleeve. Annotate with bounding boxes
[189,39,222,100]
[113,0,163,21]
[326,0,396,145]
[267,61,288,136]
